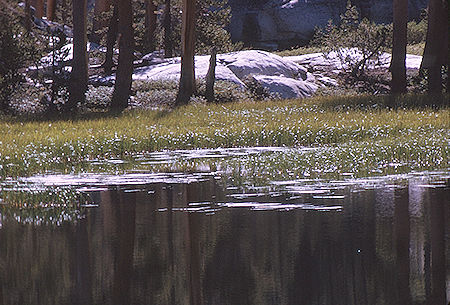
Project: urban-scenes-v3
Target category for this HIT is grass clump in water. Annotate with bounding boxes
[221,133,448,187]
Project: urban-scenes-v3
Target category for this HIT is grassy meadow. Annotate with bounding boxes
[0,94,448,178]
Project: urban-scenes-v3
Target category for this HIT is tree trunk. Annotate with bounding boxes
[25,0,32,31]
[110,0,134,112]
[32,0,45,19]
[390,0,407,94]
[145,0,157,52]
[103,4,118,74]
[442,0,448,93]
[176,0,196,106]
[91,0,112,45]
[163,0,173,58]
[46,0,56,21]
[67,0,88,113]
[421,0,448,94]
[205,47,216,102]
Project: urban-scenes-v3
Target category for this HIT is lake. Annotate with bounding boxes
[0,149,448,305]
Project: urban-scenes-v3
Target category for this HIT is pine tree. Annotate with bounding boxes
[390,0,407,94]
[421,0,449,94]
[176,0,196,105]
[110,0,134,112]
[67,0,88,113]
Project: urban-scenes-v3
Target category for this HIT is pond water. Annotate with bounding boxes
[0,149,448,305]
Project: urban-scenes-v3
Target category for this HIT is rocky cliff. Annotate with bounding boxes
[227,0,428,50]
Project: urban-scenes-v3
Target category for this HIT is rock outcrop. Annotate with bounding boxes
[93,49,423,99]
[36,43,424,100]
[228,0,428,49]
[133,50,318,99]
[96,50,320,99]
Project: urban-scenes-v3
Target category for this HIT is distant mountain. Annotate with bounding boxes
[227,0,429,50]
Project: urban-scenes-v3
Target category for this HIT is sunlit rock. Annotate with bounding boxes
[251,75,318,99]
[222,50,307,80]
[133,55,246,87]
[112,50,317,99]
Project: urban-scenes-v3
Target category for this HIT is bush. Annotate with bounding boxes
[131,79,251,106]
[407,18,427,45]
[132,79,179,91]
[195,0,243,54]
[196,79,251,103]
[0,0,72,114]
[134,89,178,107]
[132,80,179,107]
[0,4,27,112]
[313,1,392,78]
[150,0,242,55]
[241,76,275,101]
[85,85,114,110]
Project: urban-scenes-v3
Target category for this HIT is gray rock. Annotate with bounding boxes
[39,42,107,66]
[33,17,73,38]
[132,55,246,87]
[97,50,319,99]
[220,50,308,80]
[316,76,338,87]
[141,50,166,65]
[228,0,428,49]
[252,75,318,99]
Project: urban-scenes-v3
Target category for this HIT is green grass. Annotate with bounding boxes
[406,42,425,56]
[274,46,324,57]
[0,95,448,178]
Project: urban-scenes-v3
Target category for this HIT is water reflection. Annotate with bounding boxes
[0,178,448,305]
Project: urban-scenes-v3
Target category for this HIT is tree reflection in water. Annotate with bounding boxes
[0,177,447,305]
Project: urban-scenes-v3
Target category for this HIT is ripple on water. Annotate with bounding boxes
[0,147,448,215]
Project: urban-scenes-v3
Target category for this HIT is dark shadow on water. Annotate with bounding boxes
[394,187,411,305]
[0,178,448,305]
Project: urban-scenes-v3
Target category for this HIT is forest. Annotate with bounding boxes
[0,0,448,116]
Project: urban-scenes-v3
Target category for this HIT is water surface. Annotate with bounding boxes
[0,171,448,305]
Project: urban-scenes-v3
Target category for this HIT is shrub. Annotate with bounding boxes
[0,4,28,112]
[150,0,242,55]
[132,79,179,91]
[85,85,114,110]
[134,89,178,107]
[407,18,427,45]
[313,1,392,78]
[241,76,271,100]
[131,79,251,106]
[196,79,251,103]
[213,81,251,103]
[131,79,179,107]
